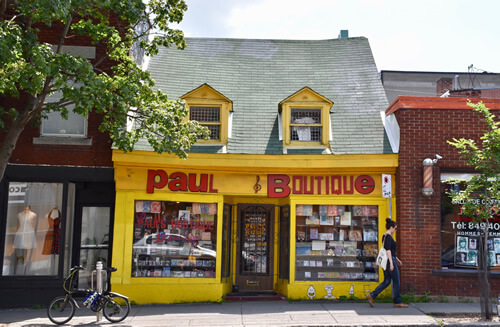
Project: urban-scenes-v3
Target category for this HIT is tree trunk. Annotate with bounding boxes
[0,95,37,181]
[478,224,492,320]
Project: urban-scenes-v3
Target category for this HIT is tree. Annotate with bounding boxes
[447,101,500,320]
[0,0,209,180]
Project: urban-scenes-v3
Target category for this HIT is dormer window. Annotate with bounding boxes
[290,108,322,142]
[181,84,232,145]
[190,106,221,140]
[280,87,333,147]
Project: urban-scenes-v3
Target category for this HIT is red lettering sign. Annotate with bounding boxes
[146,170,218,194]
[355,175,375,194]
[268,174,377,198]
[147,170,168,193]
[268,174,291,198]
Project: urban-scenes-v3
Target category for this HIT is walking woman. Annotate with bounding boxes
[366,218,408,308]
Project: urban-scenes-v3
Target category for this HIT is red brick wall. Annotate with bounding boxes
[388,96,500,296]
[1,13,124,168]
[8,112,112,167]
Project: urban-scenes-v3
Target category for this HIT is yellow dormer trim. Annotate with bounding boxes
[181,84,232,145]
[279,87,333,147]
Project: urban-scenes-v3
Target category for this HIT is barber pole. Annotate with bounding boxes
[422,158,434,196]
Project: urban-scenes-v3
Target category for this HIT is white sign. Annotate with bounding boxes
[8,182,27,203]
[382,174,392,198]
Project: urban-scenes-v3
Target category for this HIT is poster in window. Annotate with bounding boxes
[348,230,362,241]
[340,212,351,226]
[309,228,319,240]
[352,206,363,216]
[178,210,190,221]
[362,205,378,217]
[466,250,477,266]
[306,215,320,225]
[320,216,334,225]
[319,205,328,216]
[327,205,337,216]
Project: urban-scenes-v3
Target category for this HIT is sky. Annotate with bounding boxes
[173,0,500,73]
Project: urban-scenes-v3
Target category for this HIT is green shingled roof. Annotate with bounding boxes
[145,37,392,155]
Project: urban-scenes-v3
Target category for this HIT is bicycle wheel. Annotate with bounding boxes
[102,294,130,323]
[47,296,76,325]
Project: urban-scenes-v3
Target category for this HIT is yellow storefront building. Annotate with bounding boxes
[110,151,397,304]
[109,36,398,304]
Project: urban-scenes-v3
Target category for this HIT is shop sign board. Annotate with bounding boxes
[146,169,380,197]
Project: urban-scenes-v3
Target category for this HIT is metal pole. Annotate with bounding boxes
[388,196,392,219]
[96,261,103,322]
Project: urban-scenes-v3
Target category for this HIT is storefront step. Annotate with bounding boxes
[224,292,286,301]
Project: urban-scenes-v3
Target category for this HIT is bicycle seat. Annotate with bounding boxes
[105,267,117,272]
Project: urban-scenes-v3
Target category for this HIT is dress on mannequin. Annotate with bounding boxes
[42,208,61,255]
[13,208,37,249]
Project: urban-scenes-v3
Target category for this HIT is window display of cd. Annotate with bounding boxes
[295,204,379,281]
[131,200,217,278]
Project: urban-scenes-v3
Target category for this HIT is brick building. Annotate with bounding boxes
[0,17,117,307]
[385,96,500,297]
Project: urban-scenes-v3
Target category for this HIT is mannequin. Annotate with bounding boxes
[42,208,61,255]
[14,207,37,249]
[13,206,37,274]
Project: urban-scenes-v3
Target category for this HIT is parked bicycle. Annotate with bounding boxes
[47,265,130,325]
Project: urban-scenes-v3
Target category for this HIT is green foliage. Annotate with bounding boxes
[401,291,431,303]
[447,101,500,223]
[438,295,449,303]
[0,0,208,163]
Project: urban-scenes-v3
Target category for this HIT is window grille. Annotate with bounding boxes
[190,106,221,140]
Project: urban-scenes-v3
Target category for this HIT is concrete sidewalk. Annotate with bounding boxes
[0,301,497,327]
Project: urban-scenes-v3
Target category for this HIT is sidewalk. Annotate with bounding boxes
[0,301,498,327]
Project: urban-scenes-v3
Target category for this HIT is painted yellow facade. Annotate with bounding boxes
[112,150,398,304]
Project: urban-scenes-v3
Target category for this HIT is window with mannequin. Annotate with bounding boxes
[2,182,64,276]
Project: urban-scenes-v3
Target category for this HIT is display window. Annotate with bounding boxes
[295,204,379,281]
[132,200,217,278]
[2,182,63,276]
[440,174,500,269]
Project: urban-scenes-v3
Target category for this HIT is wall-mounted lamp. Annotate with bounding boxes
[422,154,443,197]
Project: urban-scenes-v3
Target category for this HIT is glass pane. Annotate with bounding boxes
[291,126,321,141]
[132,201,217,278]
[295,204,379,281]
[78,207,110,289]
[3,182,63,276]
[240,210,269,274]
[190,107,220,123]
[42,110,86,136]
[440,181,500,269]
[290,109,321,124]
[204,125,220,140]
[41,89,87,136]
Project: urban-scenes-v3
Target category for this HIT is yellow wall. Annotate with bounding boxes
[112,151,398,303]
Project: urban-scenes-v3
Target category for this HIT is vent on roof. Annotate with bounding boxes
[338,30,349,38]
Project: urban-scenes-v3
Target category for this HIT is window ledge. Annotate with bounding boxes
[432,268,500,278]
[33,136,92,146]
[283,146,331,154]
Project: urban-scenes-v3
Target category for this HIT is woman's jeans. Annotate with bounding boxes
[370,256,401,304]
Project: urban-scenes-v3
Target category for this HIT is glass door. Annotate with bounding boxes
[77,206,111,289]
[235,204,274,292]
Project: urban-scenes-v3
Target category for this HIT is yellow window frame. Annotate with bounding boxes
[181,84,233,145]
[279,87,333,147]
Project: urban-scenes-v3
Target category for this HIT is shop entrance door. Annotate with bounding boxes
[235,204,274,292]
[75,206,112,289]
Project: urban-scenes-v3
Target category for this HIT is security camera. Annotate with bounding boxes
[433,154,443,164]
